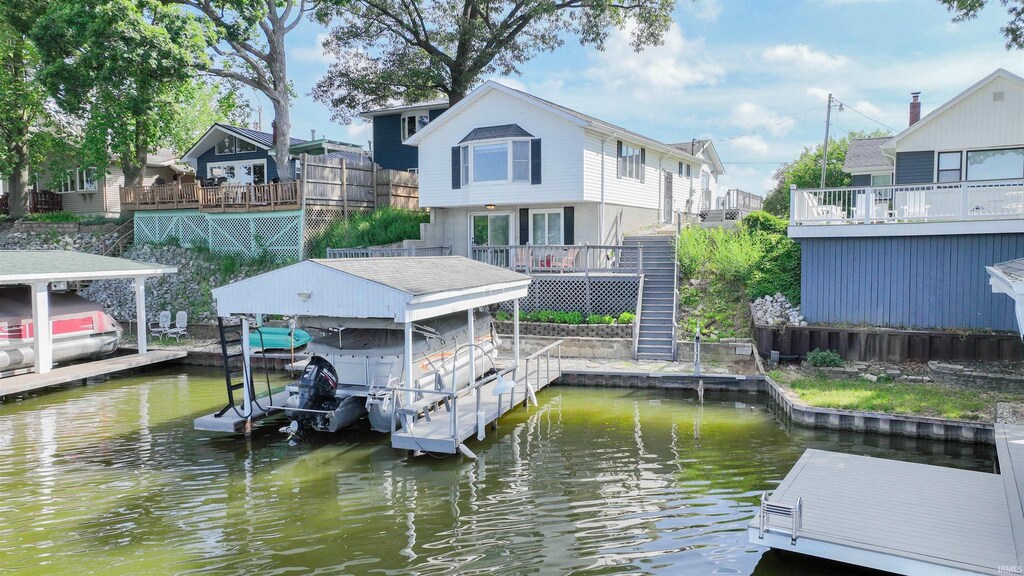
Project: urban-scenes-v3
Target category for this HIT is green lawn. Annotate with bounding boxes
[775,374,1022,421]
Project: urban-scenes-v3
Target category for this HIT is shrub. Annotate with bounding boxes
[25,211,81,222]
[746,234,801,304]
[586,314,615,325]
[806,348,844,367]
[617,311,636,325]
[308,207,431,257]
[708,227,764,284]
[741,210,788,236]
[675,226,711,278]
[493,311,511,322]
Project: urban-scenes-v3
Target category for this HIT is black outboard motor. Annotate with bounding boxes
[282,357,341,444]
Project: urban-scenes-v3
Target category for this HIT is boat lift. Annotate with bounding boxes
[194,256,563,456]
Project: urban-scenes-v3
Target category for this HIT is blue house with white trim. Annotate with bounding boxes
[360,101,449,171]
[792,68,1024,332]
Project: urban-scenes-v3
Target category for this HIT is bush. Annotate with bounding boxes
[741,210,788,236]
[25,211,81,222]
[494,311,512,322]
[308,208,431,257]
[746,234,801,304]
[675,226,711,278]
[617,311,636,325]
[586,314,615,325]
[806,348,844,367]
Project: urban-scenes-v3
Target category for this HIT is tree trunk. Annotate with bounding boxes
[8,141,30,217]
[121,118,148,188]
[272,96,292,181]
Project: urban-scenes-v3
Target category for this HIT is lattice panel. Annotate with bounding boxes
[499,276,641,316]
[176,213,209,246]
[134,210,302,260]
[303,206,347,257]
[253,215,301,259]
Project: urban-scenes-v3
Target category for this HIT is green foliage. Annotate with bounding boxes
[586,314,615,325]
[805,348,844,368]
[493,311,512,322]
[746,233,801,304]
[675,226,711,278]
[25,210,80,222]
[617,312,636,325]
[308,208,431,257]
[520,310,585,324]
[740,211,788,236]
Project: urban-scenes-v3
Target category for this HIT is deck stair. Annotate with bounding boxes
[72,221,135,292]
[624,234,678,360]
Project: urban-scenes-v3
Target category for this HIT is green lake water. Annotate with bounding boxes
[0,368,997,575]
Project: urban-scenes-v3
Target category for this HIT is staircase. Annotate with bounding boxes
[624,234,678,360]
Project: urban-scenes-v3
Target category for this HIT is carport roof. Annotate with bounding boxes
[0,250,177,284]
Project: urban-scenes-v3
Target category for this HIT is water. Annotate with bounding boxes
[0,368,996,576]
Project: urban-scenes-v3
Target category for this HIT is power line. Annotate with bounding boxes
[838,101,896,132]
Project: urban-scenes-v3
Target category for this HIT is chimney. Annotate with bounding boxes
[909,92,921,127]
[311,129,316,140]
[271,120,278,145]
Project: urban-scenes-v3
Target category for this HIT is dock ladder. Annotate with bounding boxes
[758,492,802,545]
[213,317,253,419]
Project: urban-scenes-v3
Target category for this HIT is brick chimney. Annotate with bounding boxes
[909,92,921,127]
[271,120,278,145]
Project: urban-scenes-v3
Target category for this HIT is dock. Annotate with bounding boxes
[751,423,1024,575]
[193,390,292,433]
[0,350,188,398]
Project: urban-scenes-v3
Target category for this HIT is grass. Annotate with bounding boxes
[772,373,1023,421]
[307,208,431,257]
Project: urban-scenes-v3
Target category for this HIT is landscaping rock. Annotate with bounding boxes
[750,293,808,327]
[863,373,878,383]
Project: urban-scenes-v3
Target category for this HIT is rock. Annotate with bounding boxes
[863,373,878,383]
[751,293,804,328]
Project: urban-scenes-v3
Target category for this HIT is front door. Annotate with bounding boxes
[471,213,511,265]
[663,172,673,223]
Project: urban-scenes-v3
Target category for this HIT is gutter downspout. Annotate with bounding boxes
[600,132,617,244]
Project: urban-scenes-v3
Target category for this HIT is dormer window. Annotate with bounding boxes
[402,112,430,141]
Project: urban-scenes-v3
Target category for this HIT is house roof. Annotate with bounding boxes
[321,149,369,164]
[311,256,529,296]
[403,81,712,168]
[986,257,1024,339]
[670,139,726,174]
[843,137,894,172]
[181,123,309,161]
[459,124,534,143]
[887,68,1024,149]
[360,99,449,119]
[0,250,177,284]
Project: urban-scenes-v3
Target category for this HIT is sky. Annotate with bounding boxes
[268,0,1024,196]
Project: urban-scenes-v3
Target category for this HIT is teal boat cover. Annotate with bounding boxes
[250,327,312,350]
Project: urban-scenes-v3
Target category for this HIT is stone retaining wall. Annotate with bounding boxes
[927,361,1024,392]
[498,335,634,359]
[9,221,119,235]
[493,320,632,339]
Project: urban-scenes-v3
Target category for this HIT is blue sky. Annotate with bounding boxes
[272,0,1024,195]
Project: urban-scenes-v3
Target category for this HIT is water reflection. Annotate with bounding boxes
[0,369,996,575]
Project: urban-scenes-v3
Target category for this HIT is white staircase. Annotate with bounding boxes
[624,234,678,360]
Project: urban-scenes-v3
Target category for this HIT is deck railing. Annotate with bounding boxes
[471,244,643,275]
[789,179,1024,225]
[120,181,301,211]
[326,246,452,258]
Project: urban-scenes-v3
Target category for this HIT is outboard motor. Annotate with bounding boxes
[282,356,367,445]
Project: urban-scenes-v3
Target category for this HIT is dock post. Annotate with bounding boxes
[404,322,414,408]
[513,299,521,369]
[240,317,253,432]
[31,282,52,374]
[134,276,147,354]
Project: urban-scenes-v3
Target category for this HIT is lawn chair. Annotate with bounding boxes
[513,247,531,271]
[149,311,171,338]
[165,311,190,341]
[557,247,580,272]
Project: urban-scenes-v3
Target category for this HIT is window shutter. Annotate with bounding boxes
[616,140,623,178]
[519,208,529,245]
[451,147,461,189]
[530,139,542,185]
[640,148,646,183]
[563,207,574,245]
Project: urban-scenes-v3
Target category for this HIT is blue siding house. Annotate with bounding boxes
[792,69,1024,332]
[361,101,448,171]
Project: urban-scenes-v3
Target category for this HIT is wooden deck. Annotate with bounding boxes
[0,350,187,398]
[750,441,1024,575]
[996,424,1024,569]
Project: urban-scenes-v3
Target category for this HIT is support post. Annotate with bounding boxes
[513,299,521,369]
[134,276,147,354]
[404,321,414,407]
[240,318,253,416]
[31,282,52,373]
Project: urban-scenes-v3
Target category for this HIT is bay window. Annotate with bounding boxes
[966,148,1024,181]
[459,140,532,186]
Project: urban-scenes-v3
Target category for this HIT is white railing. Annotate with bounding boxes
[470,244,642,275]
[326,246,451,258]
[789,179,1024,225]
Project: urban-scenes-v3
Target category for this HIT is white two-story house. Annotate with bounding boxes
[403,81,719,256]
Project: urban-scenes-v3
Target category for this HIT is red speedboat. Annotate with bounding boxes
[0,286,122,374]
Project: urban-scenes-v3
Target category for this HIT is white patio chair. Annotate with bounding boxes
[149,310,171,338]
[165,311,190,341]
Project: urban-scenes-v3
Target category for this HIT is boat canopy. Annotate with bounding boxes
[987,257,1024,339]
[211,256,531,323]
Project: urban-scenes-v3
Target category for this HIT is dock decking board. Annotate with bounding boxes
[0,351,187,397]
[193,390,292,433]
[996,424,1024,568]
[751,448,1020,575]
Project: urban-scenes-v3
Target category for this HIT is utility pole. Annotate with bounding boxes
[820,93,833,189]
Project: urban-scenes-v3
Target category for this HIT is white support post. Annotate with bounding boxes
[134,276,147,354]
[404,321,414,407]
[240,318,253,415]
[789,184,797,224]
[31,282,52,374]
[513,299,521,369]
[864,188,873,224]
[467,309,476,384]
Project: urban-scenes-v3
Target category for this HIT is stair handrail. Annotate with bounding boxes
[633,273,644,358]
[670,236,679,361]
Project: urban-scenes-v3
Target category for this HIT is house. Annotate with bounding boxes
[791,68,1024,332]
[402,80,718,256]
[360,100,449,171]
[1,148,187,217]
[670,139,726,214]
[181,123,365,185]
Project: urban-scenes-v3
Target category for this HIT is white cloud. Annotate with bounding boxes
[806,87,831,102]
[585,23,724,92]
[344,121,372,145]
[729,135,772,156]
[849,99,883,118]
[291,33,332,64]
[762,44,848,69]
[729,102,795,137]
[685,0,722,22]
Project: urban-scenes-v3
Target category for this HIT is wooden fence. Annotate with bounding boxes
[301,153,419,214]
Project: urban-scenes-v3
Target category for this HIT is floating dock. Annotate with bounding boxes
[751,423,1024,575]
[0,350,188,398]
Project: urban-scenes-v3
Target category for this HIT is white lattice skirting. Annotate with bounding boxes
[134,209,303,260]
[499,275,641,315]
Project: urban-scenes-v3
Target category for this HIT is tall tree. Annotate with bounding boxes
[938,0,1024,49]
[0,23,42,216]
[763,131,890,218]
[33,0,208,187]
[312,0,677,122]
[167,79,254,154]
[174,0,312,180]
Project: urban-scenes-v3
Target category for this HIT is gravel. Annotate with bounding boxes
[751,293,808,327]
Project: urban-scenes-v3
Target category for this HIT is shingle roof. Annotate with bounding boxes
[312,256,530,296]
[994,258,1024,284]
[0,250,176,283]
[459,124,534,143]
[669,140,709,156]
[360,99,449,117]
[222,124,307,148]
[844,137,893,172]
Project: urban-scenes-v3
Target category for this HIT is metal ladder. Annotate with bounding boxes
[758,492,802,545]
[213,317,252,418]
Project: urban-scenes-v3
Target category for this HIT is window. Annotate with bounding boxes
[678,162,692,178]
[402,112,430,141]
[937,151,962,182]
[870,173,892,187]
[78,167,98,191]
[617,141,644,181]
[530,209,562,245]
[461,140,531,185]
[700,169,710,191]
[236,139,257,153]
[966,148,1024,181]
[471,213,510,246]
[215,135,257,155]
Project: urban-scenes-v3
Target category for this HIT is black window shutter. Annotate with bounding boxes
[451,146,460,189]
[616,140,623,178]
[519,208,529,245]
[640,148,646,183]
[530,139,542,185]
[563,207,574,245]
